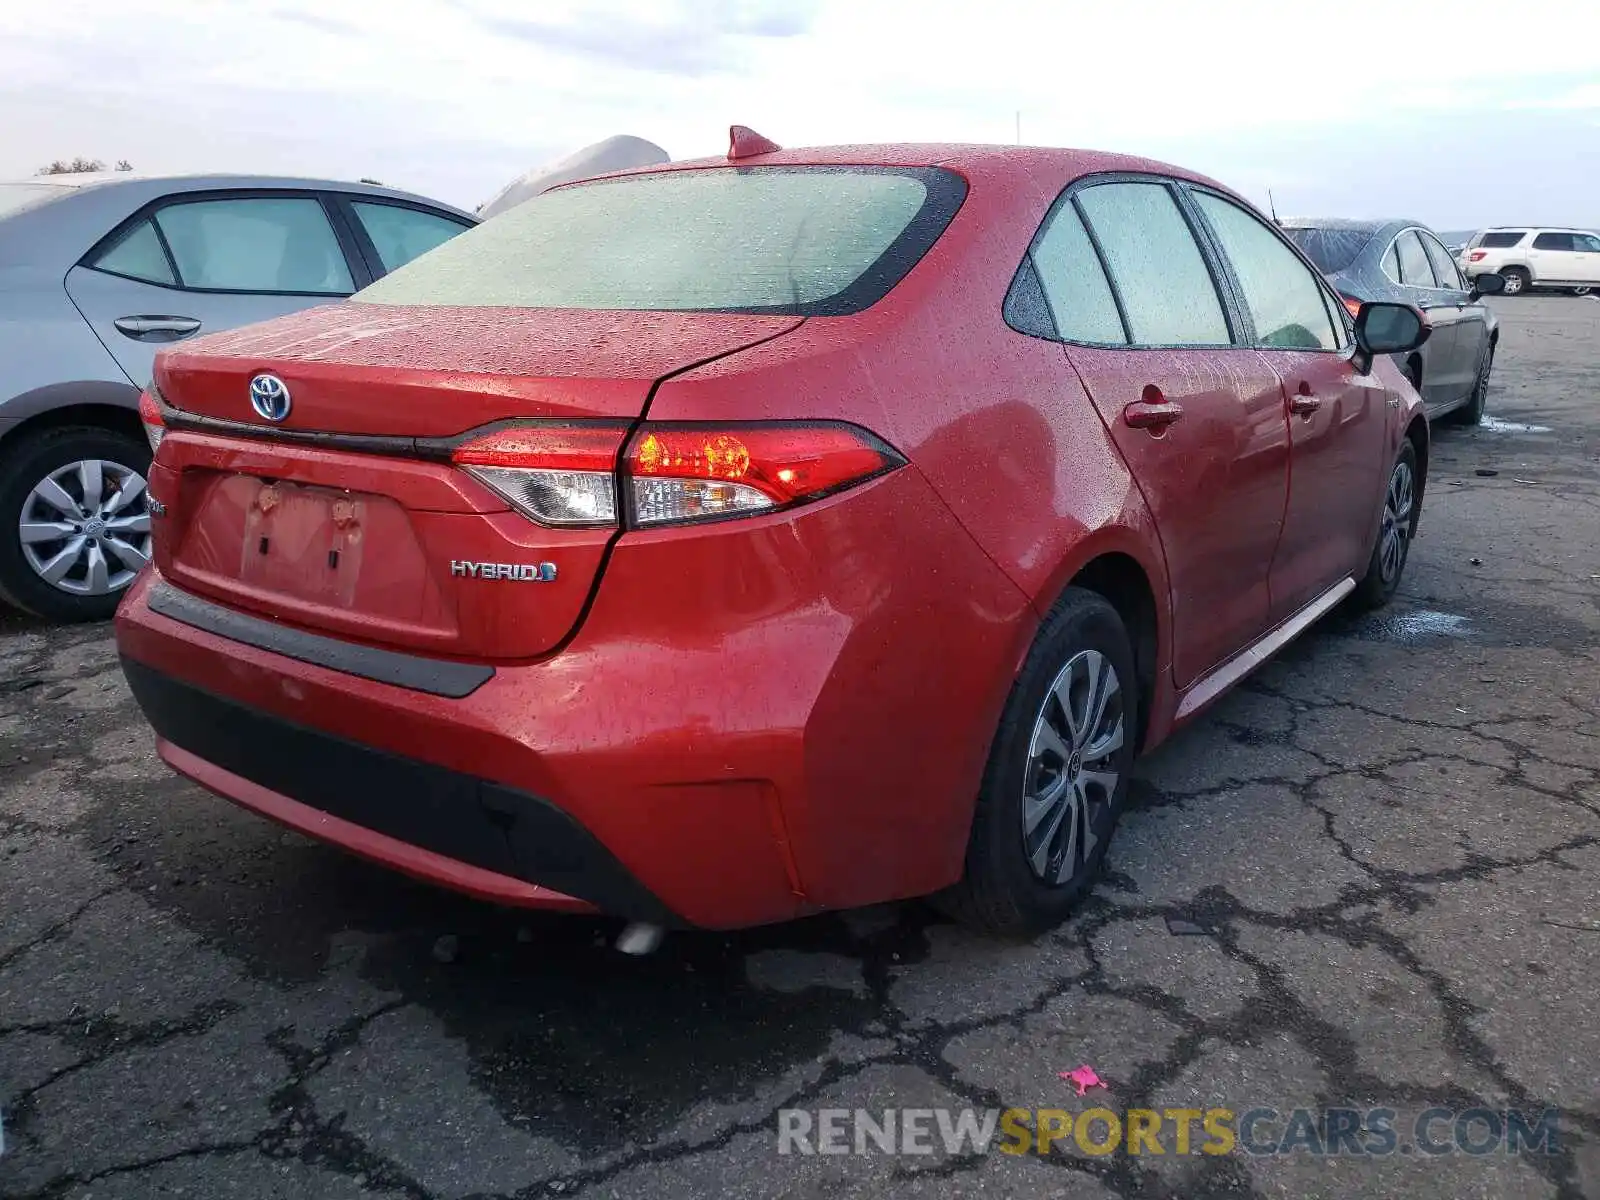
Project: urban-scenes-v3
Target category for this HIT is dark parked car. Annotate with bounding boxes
[1282,219,1504,424]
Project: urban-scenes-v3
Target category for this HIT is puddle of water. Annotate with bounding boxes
[1480,416,1552,434]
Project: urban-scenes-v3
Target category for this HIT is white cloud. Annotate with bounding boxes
[1,0,1595,225]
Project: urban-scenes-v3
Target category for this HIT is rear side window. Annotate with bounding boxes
[1532,232,1575,251]
[1395,232,1437,287]
[1029,203,1126,344]
[1381,240,1401,280]
[355,166,965,315]
[351,202,469,273]
[154,197,353,294]
[1074,182,1230,346]
[1193,193,1339,351]
[90,219,176,285]
[1421,233,1463,290]
[1284,226,1371,274]
[1477,231,1526,249]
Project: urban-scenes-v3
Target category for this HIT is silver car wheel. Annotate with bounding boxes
[1379,458,1414,585]
[1502,273,1524,295]
[19,458,152,596]
[1022,649,1124,885]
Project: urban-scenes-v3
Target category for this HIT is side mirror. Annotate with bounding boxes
[1352,301,1430,375]
[1470,272,1506,299]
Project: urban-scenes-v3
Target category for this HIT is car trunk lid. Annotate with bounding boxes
[149,302,802,661]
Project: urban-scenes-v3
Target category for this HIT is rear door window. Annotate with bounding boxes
[154,196,354,294]
[1028,202,1127,344]
[1395,231,1438,288]
[1192,192,1340,351]
[1532,232,1575,251]
[1073,182,1230,346]
[350,202,471,274]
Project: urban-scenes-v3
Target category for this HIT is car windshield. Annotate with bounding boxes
[1283,226,1372,274]
[0,183,68,219]
[355,166,966,316]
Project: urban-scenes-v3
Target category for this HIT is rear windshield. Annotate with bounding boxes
[1283,226,1372,274]
[355,166,967,316]
[1476,231,1526,248]
[0,183,67,219]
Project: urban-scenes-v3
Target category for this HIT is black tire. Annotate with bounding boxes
[1351,441,1419,611]
[0,425,153,623]
[1500,267,1530,296]
[939,588,1138,935]
[1448,344,1492,426]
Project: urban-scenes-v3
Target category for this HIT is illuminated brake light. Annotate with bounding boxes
[625,423,904,526]
[137,388,165,454]
[451,424,627,527]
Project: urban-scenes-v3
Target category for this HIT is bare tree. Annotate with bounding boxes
[115,160,134,172]
[38,157,107,175]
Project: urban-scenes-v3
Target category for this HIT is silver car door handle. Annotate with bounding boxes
[113,316,202,341]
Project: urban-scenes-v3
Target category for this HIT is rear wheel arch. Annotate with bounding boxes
[1,400,144,450]
[1057,551,1160,754]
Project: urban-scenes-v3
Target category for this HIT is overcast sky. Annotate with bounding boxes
[4,0,1597,229]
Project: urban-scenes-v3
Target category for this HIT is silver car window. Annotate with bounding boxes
[154,197,353,294]
[90,219,176,285]
[350,203,468,274]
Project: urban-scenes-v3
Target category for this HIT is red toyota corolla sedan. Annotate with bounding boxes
[115,131,1430,935]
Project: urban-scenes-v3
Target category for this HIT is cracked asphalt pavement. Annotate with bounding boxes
[2,296,1598,1199]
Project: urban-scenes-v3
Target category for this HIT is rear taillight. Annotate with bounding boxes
[625,423,902,526]
[450,421,904,530]
[138,388,165,454]
[451,424,628,527]
[1468,250,1487,262]
[1341,296,1363,319]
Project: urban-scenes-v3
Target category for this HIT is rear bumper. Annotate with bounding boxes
[121,656,665,921]
[114,466,1032,928]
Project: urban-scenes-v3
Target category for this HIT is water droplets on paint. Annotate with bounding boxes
[1479,415,1551,434]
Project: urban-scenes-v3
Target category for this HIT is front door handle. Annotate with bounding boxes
[1289,392,1322,417]
[113,315,202,342]
[1123,399,1185,431]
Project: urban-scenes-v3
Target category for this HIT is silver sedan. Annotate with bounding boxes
[0,172,474,621]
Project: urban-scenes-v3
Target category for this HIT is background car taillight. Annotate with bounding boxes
[451,424,628,527]
[138,388,165,453]
[450,421,904,529]
[1468,250,1488,262]
[625,423,903,526]
[1341,296,1363,319]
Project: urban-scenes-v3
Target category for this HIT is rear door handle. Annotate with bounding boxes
[113,315,202,342]
[1122,400,1184,431]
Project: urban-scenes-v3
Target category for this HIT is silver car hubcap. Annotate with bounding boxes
[1379,460,1414,585]
[19,459,152,596]
[1504,275,1523,294]
[1022,649,1124,884]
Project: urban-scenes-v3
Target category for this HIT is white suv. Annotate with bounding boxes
[1459,228,1600,296]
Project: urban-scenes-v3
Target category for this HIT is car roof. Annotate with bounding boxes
[0,171,470,215]
[579,141,1241,198]
[1482,226,1593,234]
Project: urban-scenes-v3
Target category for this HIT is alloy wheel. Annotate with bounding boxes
[1022,649,1125,884]
[1379,458,1414,585]
[1502,273,1524,295]
[19,458,152,596]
